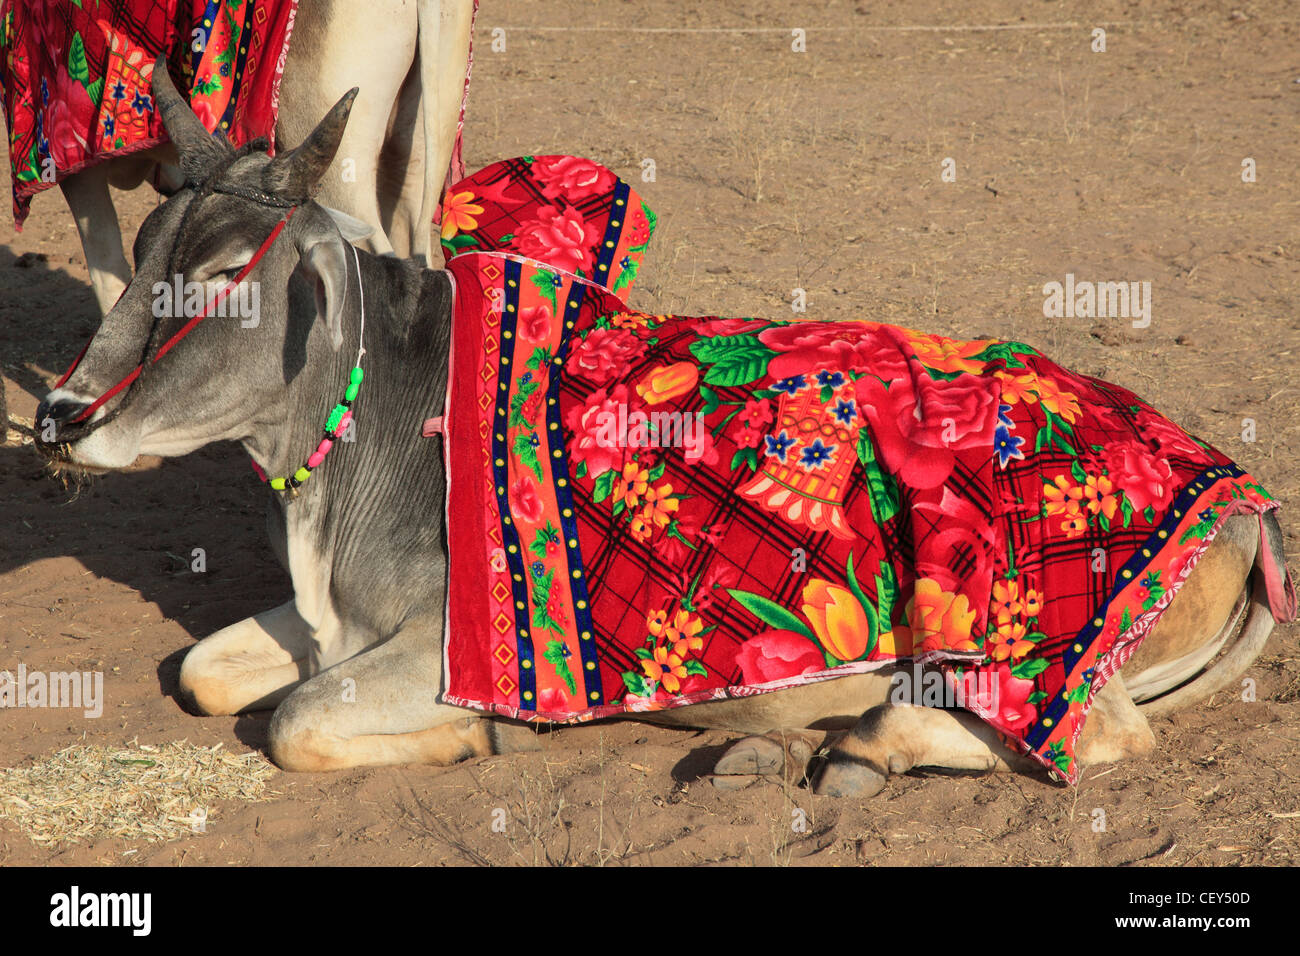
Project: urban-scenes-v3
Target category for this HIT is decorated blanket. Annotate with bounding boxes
[438,155,1297,783]
[0,0,298,229]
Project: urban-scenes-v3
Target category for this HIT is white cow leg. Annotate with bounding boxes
[278,0,419,258]
[267,612,504,772]
[178,598,316,715]
[813,703,1041,797]
[60,163,132,315]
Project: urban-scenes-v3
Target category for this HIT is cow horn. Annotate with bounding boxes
[150,57,218,158]
[267,88,359,200]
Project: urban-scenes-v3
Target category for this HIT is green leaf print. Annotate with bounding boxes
[530,269,558,313]
[725,589,816,642]
[512,433,543,482]
[543,640,577,695]
[67,33,89,85]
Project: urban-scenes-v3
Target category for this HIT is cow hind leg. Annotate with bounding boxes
[812,704,1040,797]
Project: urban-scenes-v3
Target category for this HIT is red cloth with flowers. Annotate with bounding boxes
[438,155,1296,783]
[0,0,298,229]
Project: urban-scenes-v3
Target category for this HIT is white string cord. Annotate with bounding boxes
[350,242,366,367]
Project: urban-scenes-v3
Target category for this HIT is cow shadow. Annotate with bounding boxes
[0,248,291,741]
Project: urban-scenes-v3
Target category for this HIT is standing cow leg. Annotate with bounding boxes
[267,611,530,772]
[60,164,132,315]
[277,0,422,258]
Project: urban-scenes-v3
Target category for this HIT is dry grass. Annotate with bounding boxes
[0,741,278,848]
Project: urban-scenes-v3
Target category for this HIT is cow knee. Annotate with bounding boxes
[177,643,237,716]
[267,699,341,772]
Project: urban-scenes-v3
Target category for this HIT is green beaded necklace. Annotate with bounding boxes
[254,243,368,496]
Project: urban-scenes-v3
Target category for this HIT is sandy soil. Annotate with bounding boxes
[1,0,1298,866]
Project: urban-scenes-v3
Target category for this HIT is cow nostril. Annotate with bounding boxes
[37,398,90,431]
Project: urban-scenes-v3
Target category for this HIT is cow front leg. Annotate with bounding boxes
[812,704,1040,797]
[178,599,317,715]
[266,613,534,772]
[710,730,823,789]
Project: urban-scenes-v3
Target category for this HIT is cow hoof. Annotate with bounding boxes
[714,735,786,775]
[812,755,887,798]
[714,732,819,781]
[709,773,762,791]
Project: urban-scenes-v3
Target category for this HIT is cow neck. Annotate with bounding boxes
[253,242,368,498]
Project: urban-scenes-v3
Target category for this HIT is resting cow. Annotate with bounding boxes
[35,72,1298,796]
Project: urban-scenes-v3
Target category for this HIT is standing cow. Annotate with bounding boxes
[10,0,474,316]
[34,70,1296,796]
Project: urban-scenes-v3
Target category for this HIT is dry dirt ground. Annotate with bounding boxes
[2,0,1299,866]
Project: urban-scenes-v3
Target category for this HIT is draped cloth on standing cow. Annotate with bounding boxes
[437,156,1298,784]
[0,0,298,229]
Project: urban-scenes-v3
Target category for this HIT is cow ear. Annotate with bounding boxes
[321,206,374,242]
[294,218,349,351]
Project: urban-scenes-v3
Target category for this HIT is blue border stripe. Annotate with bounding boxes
[592,180,631,288]
[218,1,254,133]
[544,279,604,706]
[493,260,536,704]
[191,2,221,78]
[1025,463,1245,749]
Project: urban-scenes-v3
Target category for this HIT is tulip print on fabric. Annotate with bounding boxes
[0,0,298,228]
[439,156,1297,784]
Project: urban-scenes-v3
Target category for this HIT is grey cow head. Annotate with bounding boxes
[39,62,367,473]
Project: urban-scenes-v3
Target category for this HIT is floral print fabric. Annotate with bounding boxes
[439,156,1296,783]
[1,0,298,228]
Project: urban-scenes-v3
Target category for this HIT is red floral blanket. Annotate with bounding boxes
[438,156,1297,783]
[0,0,297,229]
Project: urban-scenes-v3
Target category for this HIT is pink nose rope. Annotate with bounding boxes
[422,415,444,438]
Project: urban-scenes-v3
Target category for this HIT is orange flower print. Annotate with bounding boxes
[801,579,871,661]
[641,645,688,693]
[1033,376,1082,424]
[611,311,652,331]
[1081,473,1118,521]
[641,483,680,529]
[1043,475,1084,518]
[995,370,1040,406]
[612,461,649,510]
[636,362,699,406]
[989,618,1035,662]
[667,609,705,655]
[1061,513,1087,539]
[1023,587,1044,618]
[909,335,989,375]
[991,579,1023,623]
[646,609,669,636]
[629,511,652,542]
[440,190,484,241]
[894,578,979,654]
